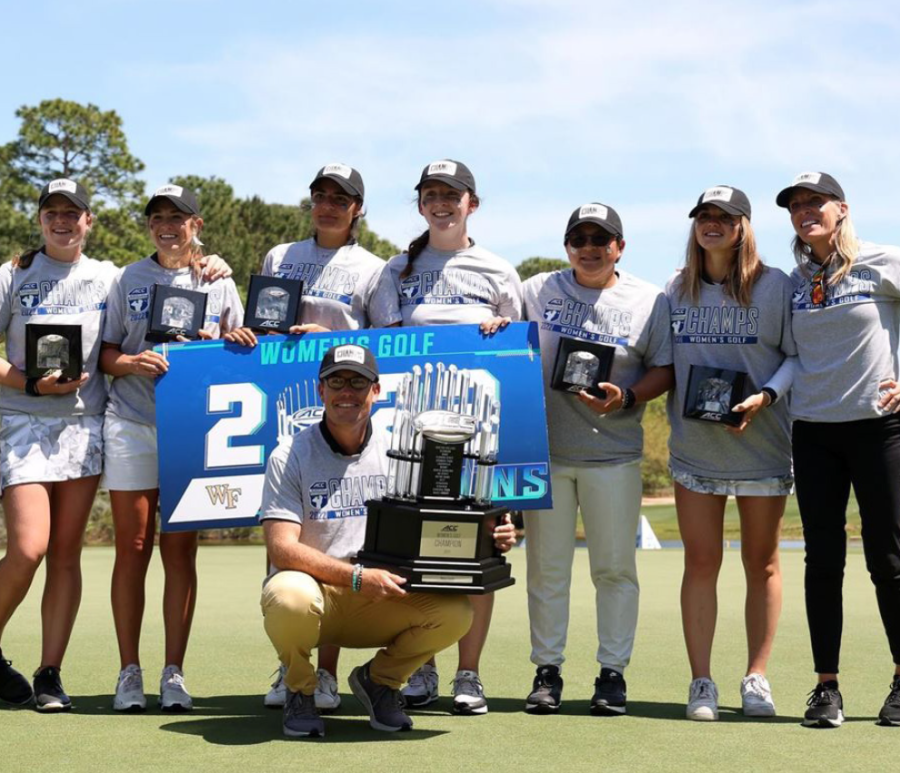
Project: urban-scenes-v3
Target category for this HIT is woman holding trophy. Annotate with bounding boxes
[370,159,523,715]
[666,186,795,721]
[520,202,673,716]
[100,184,243,713]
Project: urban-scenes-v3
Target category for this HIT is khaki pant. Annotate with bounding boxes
[261,570,473,694]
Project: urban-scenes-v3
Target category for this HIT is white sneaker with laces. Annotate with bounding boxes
[315,668,341,713]
[451,670,488,715]
[686,677,719,721]
[264,665,287,709]
[401,664,439,707]
[159,665,193,712]
[741,673,776,717]
[113,664,146,712]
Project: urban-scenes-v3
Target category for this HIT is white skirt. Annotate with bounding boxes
[101,414,159,491]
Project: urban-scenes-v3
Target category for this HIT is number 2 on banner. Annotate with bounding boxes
[205,383,267,469]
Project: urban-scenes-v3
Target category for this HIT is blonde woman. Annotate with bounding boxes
[666,186,795,720]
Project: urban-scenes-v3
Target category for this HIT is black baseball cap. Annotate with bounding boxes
[39,178,91,211]
[776,172,845,208]
[565,202,624,239]
[319,344,379,382]
[689,185,752,219]
[310,163,365,200]
[145,184,201,216]
[415,159,476,193]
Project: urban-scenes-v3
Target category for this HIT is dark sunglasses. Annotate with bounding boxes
[324,375,373,391]
[567,233,614,249]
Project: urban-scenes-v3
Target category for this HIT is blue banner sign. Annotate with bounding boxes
[155,322,552,532]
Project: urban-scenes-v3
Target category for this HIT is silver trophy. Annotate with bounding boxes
[36,334,69,370]
[256,286,290,323]
[161,296,196,329]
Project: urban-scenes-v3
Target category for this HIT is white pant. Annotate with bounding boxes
[524,459,642,671]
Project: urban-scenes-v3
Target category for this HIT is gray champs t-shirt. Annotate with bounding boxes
[790,241,900,423]
[0,252,119,417]
[523,268,673,465]
[260,422,389,561]
[666,267,796,479]
[370,243,524,326]
[261,239,388,330]
[103,256,244,426]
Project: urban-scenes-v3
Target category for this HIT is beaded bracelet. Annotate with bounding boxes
[351,563,364,593]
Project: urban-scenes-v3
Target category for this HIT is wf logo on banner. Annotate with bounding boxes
[154,323,553,532]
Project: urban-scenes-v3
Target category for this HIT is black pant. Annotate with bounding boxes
[793,415,900,674]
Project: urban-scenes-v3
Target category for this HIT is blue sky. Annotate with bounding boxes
[3,0,900,286]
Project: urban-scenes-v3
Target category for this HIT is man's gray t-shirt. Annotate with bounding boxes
[371,244,523,326]
[666,267,796,479]
[523,268,673,465]
[103,256,244,426]
[261,239,389,329]
[260,422,389,561]
[0,252,119,417]
[790,242,900,423]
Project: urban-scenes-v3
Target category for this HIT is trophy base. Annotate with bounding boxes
[357,498,515,595]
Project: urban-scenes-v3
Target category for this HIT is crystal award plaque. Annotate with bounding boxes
[550,337,615,399]
[683,365,747,427]
[145,285,208,343]
[25,324,83,381]
[244,275,304,333]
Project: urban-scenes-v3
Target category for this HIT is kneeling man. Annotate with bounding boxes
[260,343,514,737]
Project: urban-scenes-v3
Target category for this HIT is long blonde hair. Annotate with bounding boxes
[678,215,763,307]
[791,211,860,284]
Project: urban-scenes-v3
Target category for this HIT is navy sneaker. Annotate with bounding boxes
[525,665,563,714]
[349,662,412,732]
[0,650,33,706]
[33,666,71,712]
[878,676,900,727]
[803,681,843,728]
[591,667,627,716]
[283,690,324,738]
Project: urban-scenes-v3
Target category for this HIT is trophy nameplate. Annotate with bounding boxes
[683,365,747,427]
[550,337,615,399]
[145,285,208,343]
[357,363,514,595]
[25,324,83,381]
[244,275,304,333]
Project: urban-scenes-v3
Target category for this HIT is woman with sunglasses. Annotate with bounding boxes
[226,164,388,713]
[370,159,522,715]
[520,203,673,716]
[667,186,796,721]
[0,179,119,711]
[778,172,900,728]
[101,184,243,713]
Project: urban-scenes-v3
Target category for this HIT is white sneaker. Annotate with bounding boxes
[401,664,439,707]
[315,668,341,713]
[686,677,719,721]
[741,673,776,717]
[451,670,488,715]
[159,665,193,712]
[264,665,287,709]
[113,664,146,712]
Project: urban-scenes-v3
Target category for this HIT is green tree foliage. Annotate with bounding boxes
[516,256,569,281]
[641,395,672,495]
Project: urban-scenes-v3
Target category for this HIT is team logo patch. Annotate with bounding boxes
[19,283,40,309]
[793,172,821,186]
[702,187,733,204]
[323,163,352,179]
[275,263,294,279]
[579,203,608,220]
[334,345,365,364]
[542,298,563,323]
[671,308,687,334]
[48,179,77,194]
[309,481,329,510]
[400,276,421,299]
[153,184,184,197]
[127,286,150,313]
[427,161,457,176]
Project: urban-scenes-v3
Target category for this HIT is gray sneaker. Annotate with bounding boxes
[283,690,325,738]
[349,662,413,732]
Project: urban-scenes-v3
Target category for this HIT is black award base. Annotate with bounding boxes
[357,498,514,594]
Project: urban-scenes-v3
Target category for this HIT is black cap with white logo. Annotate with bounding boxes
[310,163,365,200]
[565,202,624,239]
[319,344,379,382]
[776,172,846,208]
[145,184,201,216]
[415,159,477,193]
[39,178,91,211]
[688,185,752,219]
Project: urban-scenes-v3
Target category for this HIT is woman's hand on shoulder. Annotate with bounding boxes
[194,254,233,281]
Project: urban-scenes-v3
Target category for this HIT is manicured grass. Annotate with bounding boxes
[1,545,896,773]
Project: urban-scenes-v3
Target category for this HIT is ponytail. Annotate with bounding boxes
[400,230,430,280]
[13,246,45,270]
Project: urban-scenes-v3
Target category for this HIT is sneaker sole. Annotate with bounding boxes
[591,703,626,716]
[452,701,488,715]
[160,702,193,713]
[349,667,412,732]
[743,705,777,718]
[401,693,439,708]
[525,701,561,714]
[113,702,147,713]
[315,699,341,715]
[878,716,900,727]
[35,701,71,713]
[686,708,718,721]
[0,693,34,707]
[283,725,324,738]
[802,710,843,728]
